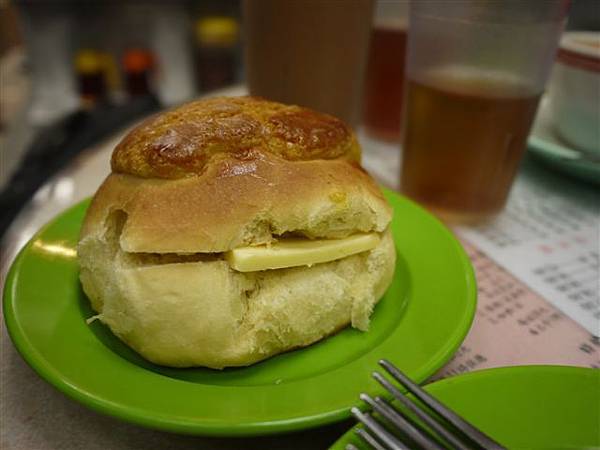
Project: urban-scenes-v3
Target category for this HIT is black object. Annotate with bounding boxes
[0,95,160,239]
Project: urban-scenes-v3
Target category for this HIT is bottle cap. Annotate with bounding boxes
[195,17,238,47]
[75,49,103,74]
[123,49,154,74]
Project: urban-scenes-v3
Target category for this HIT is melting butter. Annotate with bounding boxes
[226,233,380,272]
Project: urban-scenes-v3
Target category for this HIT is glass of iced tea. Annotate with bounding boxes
[401,0,568,223]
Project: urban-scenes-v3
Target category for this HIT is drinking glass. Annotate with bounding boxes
[401,0,568,223]
[243,0,374,127]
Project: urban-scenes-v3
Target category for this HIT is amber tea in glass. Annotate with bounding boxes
[401,0,567,223]
[402,69,541,222]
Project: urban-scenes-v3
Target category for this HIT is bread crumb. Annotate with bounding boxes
[86,314,102,325]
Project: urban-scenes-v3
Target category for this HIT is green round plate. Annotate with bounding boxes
[331,365,600,449]
[3,189,476,436]
[529,136,600,186]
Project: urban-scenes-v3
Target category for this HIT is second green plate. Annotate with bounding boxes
[331,365,600,449]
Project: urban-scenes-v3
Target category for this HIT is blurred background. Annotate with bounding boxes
[1,0,243,235]
[0,0,598,235]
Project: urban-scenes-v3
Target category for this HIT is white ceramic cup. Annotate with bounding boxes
[548,31,600,153]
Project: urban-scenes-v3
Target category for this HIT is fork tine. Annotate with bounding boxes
[379,359,508,450]
[360,393,445,450]
[351,407,409,450]
[355,428,389,450]
[373,371,471,450]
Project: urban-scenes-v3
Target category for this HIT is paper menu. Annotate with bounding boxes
[456,165,600,336]
[433,241,599,380]
[358,131,599,369]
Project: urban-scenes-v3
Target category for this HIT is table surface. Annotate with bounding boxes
[1,86,598,450]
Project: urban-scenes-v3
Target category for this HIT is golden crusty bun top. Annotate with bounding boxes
[80,96,391,254]
[112,96,361,179]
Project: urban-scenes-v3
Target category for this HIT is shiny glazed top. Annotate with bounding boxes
[111,96,361,179]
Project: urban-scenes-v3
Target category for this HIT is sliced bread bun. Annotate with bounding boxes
[78,96,396,369]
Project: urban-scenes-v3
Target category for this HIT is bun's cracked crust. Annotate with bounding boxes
[82,96,391,253]
[112,96,361,179]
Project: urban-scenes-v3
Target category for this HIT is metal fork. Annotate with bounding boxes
[347,359,507,450]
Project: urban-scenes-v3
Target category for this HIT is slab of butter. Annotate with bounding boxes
[226,233,380,272]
